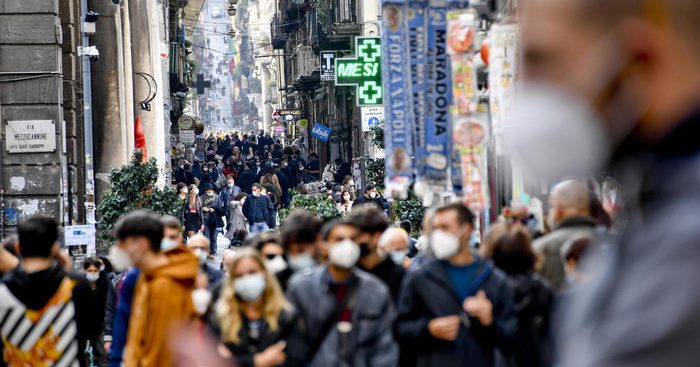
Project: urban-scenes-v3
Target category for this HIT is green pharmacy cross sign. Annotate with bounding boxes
[335,37,382,106]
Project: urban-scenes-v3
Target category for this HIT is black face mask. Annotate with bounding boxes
[359,243,372,258]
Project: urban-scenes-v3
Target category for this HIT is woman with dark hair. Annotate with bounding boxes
[337,190,354,216]
[483,223,555,367]
[83,257,117,367]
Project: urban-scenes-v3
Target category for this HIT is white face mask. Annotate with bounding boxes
[369,192,377,199]
[191,288,212,316]
[389,251,408,265]
[234,273,267,302]
[252,191,261,197]
[161,239,178,252]
[265,255,288,274]
[287,253,316,272]
[86,273,100,282]
[109,246,133,272]
[193,188,200,195]
[430,230,462,260]
[504,84,611,181]
[329,239,361,269]
[193,249,208,265]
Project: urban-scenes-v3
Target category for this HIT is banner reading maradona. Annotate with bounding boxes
[381,0,413,198]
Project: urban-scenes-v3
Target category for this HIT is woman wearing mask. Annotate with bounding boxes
[209,249,305,367]
[341,176,357,201]
[225,193,249,241]
[183,184,204,238]
[176,183,188,204]
[337,190,354,216]
[83,257,117,367]
[295,163,312,185]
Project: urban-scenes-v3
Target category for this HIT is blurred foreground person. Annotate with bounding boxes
[209,248,305,367]
[534,180,597,291]
[395,203,516,366]
[0,236,19,277]
[187,234,223,288]
[111,211,198,367]
[519,0,700,365]
[287,220,398,367]
[378,227,411,268]
[484,224,554,367]
[0,216,99,367]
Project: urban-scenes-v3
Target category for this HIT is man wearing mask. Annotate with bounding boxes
[110,211,198,367]
[0,216,99,367]
[352,184,385,211]
[395,203,516,366]
[237,161,258,195]
[187,234,223,288]
[242,183,274,235]
[276,210,323,290]
[176,160,195,186]
[346,206,406,303]
[533,180,598,291]
[287,220,398,367]
[219,175,241,230]
[516,1,700,365]
[378,227,411,268]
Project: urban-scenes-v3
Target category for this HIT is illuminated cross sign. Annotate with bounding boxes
[335,37,382,106]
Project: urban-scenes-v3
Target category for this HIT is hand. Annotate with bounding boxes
[463,290,493,326]
[428,315,461,341]
[104,341,112,353]
[254,341,286,367]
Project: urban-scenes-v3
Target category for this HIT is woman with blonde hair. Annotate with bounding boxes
[209,248,305,367]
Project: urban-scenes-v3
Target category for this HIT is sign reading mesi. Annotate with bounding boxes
[335,37,383,106]
[5,120,56,153]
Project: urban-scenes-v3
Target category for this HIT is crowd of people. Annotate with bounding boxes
[0,176,615,367]
[172,129,392,256]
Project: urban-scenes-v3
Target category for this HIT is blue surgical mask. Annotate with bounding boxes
[86,273,100,282]
[161,239,179,252]
[389,251,407,265]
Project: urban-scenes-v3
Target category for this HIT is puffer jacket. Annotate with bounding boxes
[286,267,399,367]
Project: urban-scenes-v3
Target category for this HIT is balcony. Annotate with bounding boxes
[271,15,287,49]
[315,0,359,51]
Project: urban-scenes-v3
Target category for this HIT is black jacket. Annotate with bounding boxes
[242,194,274,228]
[394,258,517,367]
[238,169,258,195]
[358,257,405,303]
[0,265,101,367]
[208,307,306,367]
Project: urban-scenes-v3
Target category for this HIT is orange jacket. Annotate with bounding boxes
[124,248,199,367]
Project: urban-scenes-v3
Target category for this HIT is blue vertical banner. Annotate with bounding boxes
[420,0,452,190]
[381,0,414,198]
[407,1,428,178]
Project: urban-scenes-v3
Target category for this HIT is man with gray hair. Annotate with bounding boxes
[186,233,222,288]
[534,180,597,291]
[378,227,410,267]
[520,0,700,365]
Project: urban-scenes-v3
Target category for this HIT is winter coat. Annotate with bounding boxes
[394,258,517,367]
[207,307,306,367]
[225,201,249,239]
[123,249,198,367]
[533,216,598,291]
[556,110,700,367]
[502,273,554,367]
[286,267,399,367]
[242,194,274,228]
[201,193,224,227]
[108,269,140,367]
[238,169,259,195]
[0,265,101,367]
[219,184,242,217]
[260,172,283,203]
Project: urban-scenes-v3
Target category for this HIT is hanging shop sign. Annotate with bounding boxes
[65,224,96,271]
[335,37,383,106]
[5,120,56,153]
[310,122,332,142]
[380,1,413,198]
[320,51,336,82]
[361,106,385,132]
[179,129,196,145]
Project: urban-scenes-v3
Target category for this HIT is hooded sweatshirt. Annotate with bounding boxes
[0,264,98,367]
[123,248,198,367]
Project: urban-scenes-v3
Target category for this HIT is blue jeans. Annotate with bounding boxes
[249,222,269,235]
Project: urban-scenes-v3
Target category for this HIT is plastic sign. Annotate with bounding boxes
[335,37,383,106]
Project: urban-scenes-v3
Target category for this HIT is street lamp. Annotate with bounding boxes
[228,0,238,4]
[228,6,236,16]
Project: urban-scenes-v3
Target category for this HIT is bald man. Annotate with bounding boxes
[378,227,410,267]
[533,180,597,291]
[521,0,700,365]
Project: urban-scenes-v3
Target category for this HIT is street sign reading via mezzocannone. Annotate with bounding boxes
[335,37,382,106]
[5,120,56,153]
